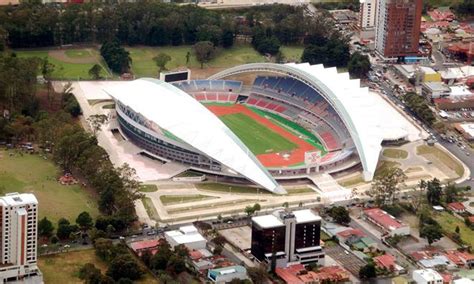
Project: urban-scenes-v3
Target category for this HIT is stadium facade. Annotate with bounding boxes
[106,63,421,194]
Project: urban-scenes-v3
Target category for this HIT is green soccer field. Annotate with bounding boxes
[219,113,298,155]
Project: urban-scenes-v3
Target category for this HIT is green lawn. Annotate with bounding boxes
[141,197,160,221]
[417,145,464,177]
[435,211,474,247]
[128,44,305,77]
[0,150,99,224]
[139,184,158,192]
[280,46,304,62]
[338,175,365,187]
[374,160,401,178]
[14,50,110,79]
[38,249,157,284]
[64,49,93,58]
[160,194,214,205]
[250,107,326,153]
[195,182,314,196]
[382,148,408,159]
[220,112,297,155]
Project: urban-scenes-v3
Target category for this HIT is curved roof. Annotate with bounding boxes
[209,63,421,181]
[105,78,285,194]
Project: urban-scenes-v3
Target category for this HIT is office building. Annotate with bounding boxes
[375,0,423,60]
[251,209,324,268]
[359,0,377,39]
[0,193,42,283]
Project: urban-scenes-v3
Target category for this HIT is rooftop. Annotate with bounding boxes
[364,208,407,231]
[374,254,396,270]
[252,215,284,229]
[448,202,466,211]
[413,269,443,281]
[293,209,321,223]
[0,193,38,207]
[130,239,161,252]
[164,225,206,244]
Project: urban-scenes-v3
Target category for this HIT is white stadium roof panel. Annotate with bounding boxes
[105,78,286,194]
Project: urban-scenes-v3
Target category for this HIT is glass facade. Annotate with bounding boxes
[294,221,321,250]
[250,224,286,262]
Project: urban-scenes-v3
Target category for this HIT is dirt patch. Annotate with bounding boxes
[206,104,315,167]
[48,49,100,64]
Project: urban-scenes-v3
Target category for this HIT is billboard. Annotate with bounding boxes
[305,150,321,166]
[159,69,190,83]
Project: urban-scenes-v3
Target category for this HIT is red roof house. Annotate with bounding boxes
[447,202,466,213]
[374,254,397,271]
[364,208,410,236]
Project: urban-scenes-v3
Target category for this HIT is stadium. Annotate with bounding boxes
[105,63,421,194]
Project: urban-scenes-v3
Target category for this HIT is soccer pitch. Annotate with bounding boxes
[220,113,298,155]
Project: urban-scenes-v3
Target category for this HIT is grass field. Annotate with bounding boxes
[338,175,365,187]
[196,182,315,196]
[128,44,303,77]
[38,249,157,284]
[416,145,464,177]
[141,197,160,221]
[139,184,158,192]
[160,194,214,205]
[435,211,474,248]
[14,50,110,80]
[374,160,401,178]
[382,149,408,159]
[0,150,99,224]
[64,49,93,58]
[250,107,326,153]
[220,112,298,155]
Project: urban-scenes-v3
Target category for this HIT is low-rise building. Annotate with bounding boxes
[447,202,467,214]
[130,239,161,256]
[374,253,404,275]
[276,264,350,284]
[422,82,451,99]
[207,265,248,284]
[444,250,474,269]
[164,225,206,250]
[364,208,410,236]
[413,269,443,284]
[454,123,474,142]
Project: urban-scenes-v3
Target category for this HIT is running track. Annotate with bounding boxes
[206,104,315,167]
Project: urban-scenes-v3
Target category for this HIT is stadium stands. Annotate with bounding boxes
[173,80,243,103]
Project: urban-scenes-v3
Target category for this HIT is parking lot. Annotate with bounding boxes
[325,245,367,277]
[219,226,252,251]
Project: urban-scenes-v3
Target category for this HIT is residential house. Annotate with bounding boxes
[364,208,410,236]
[413,269,443,284]
[447,202,466,214]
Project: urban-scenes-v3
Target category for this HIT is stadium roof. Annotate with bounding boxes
[105,78,285,194]
[209,63,422,181]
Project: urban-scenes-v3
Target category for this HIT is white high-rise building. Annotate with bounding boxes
[359,0,377,30]
[0,193,42,283]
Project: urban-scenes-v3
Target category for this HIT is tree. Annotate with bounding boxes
[94,238,114,261]
[88,64,103,80]
[153,53,172,73]
[38,217,55,238]
[100,40,131,74]
[420,224,443,245]
[426,178,442,205]
[76,211,94,231]
[367,165,407,206]
[253,203,261,213]
[57,218,78,240]
[221,29,234,48]
[348,52,371,78]
[247,267,268,284]
[213,245,223,255]
[444,183,459,203]
[244,205,256,217]
[193,41,215,69]
[87,114,108,136]
[327,206,350,225]
[106,255,143,281]
[254,36,281,55]
[38,217,54,238]
[359,263,377,279]
[282,202,289,208]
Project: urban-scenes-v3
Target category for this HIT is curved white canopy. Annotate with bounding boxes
[105,78,285,194]
[209,63,422,181]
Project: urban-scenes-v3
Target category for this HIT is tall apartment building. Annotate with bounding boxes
[359,0,377,39]
[0,193,42,283]
[375,0,423,60]
[251,209,323,268]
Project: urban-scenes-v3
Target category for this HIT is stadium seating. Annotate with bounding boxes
[173,80,243,93]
